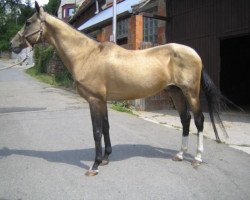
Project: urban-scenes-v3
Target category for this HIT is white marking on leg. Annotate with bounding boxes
[176,136,189,159]
[89,166,99,173]
[181,135,189,152]
[194,132,204,162]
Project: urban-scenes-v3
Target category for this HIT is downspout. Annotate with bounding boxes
[112,0,117,43]
[95,0,99,14]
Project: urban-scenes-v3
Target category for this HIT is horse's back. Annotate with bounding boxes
[97,42,203,100]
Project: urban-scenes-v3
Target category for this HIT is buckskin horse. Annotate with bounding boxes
[10,2,227,176]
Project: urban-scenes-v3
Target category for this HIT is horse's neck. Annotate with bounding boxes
[44,14,98,74]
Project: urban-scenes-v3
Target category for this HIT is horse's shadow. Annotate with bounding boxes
[0,144,194,170]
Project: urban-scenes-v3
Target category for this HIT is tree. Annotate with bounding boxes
[19,0,34,25]
[0,0,60,51]
[44,0,60,16]
[0,0,34,51]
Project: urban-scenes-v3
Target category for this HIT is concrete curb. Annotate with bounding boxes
[134,109,250,154]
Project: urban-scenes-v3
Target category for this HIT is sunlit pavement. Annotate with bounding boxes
[0,59,249,200]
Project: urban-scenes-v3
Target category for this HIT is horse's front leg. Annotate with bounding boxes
[100,103,112,166]
[85,98,106,176]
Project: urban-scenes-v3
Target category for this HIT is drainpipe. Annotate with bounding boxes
[112,0,117,43]
[95,0,99,14]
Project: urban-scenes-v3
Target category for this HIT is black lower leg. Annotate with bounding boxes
[89,102,104,172]
[102,114,112,162]
[168,86,191,137]
[194,111,204,133]
[92,129,102,171]
[180,111,191,137]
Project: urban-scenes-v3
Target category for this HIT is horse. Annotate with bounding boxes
[10,1,227,176]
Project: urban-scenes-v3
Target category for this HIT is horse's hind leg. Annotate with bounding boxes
[193,110,204,167]
[167,86,191,161]
[185,93,205,167]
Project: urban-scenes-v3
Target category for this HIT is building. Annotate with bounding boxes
[70,0,171,110]
[57,0,85,21]
[70,0,250,111]
[166,0,250,110]
[71,0,166,48]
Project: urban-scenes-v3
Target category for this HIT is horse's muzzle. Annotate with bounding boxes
[11,46,22,54]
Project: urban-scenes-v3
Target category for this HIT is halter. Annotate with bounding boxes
[18,16,46,49]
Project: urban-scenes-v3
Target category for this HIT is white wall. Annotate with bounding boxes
[11,47,33,65]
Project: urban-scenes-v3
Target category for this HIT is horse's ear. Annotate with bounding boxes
[35,1,40,13]
[40,6,44,13]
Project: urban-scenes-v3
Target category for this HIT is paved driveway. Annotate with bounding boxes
[0,60,250,200]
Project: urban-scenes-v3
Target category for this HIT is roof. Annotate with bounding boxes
[78,0,142,31]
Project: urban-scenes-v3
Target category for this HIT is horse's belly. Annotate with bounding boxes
[106,56,171,100]
[106,78,168,101]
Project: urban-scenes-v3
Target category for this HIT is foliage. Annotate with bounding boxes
[26,65,74,88]
[33,44,54,73]
[31,44,73,88]
[55,70,73,88]
[44,0,60,16]
[111,102,133,114]
[0,0,34,51]
[18,0,34,25]
[26,66,58,86]
[0,21,20,50]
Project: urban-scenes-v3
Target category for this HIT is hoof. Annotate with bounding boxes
[172,154,183,161]
[192,160,202,168]
[100,159,109,166]
[85,169,99,176]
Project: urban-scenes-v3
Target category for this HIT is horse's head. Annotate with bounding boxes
[10,1,46,54]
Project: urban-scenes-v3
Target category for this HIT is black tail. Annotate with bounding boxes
[201,68,228,143]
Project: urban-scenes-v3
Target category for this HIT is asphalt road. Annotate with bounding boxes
[0,61,250,200]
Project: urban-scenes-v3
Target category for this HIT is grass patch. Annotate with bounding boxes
[26,66,73,87]
[54,70,73,88]
[111,102,133,114]
[27,45,73,88]
[33,45,54,74]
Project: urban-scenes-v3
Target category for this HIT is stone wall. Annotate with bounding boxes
[47,51,65,74]
[11,47,33,65]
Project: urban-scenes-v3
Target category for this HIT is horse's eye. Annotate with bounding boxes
[26,21,31,26]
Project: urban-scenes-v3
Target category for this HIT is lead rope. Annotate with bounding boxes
[0,56,28,71]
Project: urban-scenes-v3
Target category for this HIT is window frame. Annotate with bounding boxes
[143,16,158,43]
[68,8,75,17]
[117,18,129,40]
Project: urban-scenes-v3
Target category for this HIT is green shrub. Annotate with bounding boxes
[33,45,54,73]
[55,70,73,88]
[111,102,133,114]
[30,44,73,88]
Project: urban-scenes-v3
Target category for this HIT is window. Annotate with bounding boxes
[68,8,75,17]
[62,4,75,19]
[143,17,158,43]
[117,18,128,39]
